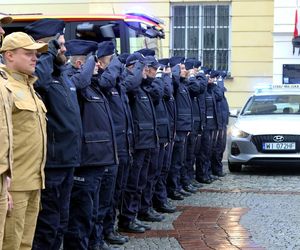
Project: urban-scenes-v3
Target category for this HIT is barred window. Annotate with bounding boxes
[171,4,230,71]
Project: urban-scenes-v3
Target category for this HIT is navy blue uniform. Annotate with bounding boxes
[195,82,223,182]
[153,73,175,208]
[33,51,82,250]
[167,65,193,195]
[96,57,138,238]
[139,75,166,215]
[64,62,118,249]
[211,76,229,176]
[118,65,159,227]
[180,74,202,188]
[185,73,207,184]
[84,70,120,250]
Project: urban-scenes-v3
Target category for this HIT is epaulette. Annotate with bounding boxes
[0,70,8,80]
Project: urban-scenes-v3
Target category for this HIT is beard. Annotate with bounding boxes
[55,52,67,66]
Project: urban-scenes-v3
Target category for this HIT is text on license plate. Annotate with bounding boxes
[262,142,296,150]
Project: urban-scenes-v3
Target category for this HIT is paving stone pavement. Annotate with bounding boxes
[111,164,300,250]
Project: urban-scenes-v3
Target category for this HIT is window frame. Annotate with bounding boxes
[170,3,231,72]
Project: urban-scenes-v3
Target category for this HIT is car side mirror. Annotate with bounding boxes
[229,109,240,118]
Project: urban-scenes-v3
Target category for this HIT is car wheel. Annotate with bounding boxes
[228,161,242,172]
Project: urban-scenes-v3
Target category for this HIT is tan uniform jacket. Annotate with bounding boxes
[0,70,13,178]
[0,66,47,191]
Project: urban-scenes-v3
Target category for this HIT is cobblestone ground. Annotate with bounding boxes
[114,164,300,250]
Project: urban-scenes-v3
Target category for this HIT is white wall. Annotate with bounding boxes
[273,0,300,84]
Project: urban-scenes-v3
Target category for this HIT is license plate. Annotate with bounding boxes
[262,142,296,150]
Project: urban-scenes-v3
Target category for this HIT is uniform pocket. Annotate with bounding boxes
[84,132,110,143]
[138,123,154,131]
[14,100,37,131]
[136,123,154,146]
[14,100,37,112]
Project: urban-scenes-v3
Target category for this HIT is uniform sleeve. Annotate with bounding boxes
[196,73,208,94]
[99,56,123,90]
[171,65,180,90]
[216,77,226,92]
[69,56,95,90]
[121,62,144,93]
[148,77,164,106]
[162,74,173,100]
[212,84,223,102]
[186,76,201,97]
[34,52,55,90]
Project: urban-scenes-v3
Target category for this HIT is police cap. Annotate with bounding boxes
[185,58,196,70]
[125,52,144,67]
[169,56,185,68]
[200,67,211,75]
[97,41,115,58]
[25,18,65,40]
[144,56,161,69]
[118,52,130,64]
[135,48,155,57]
[65,39,98,56]
[209,70,219,78]
[158,58,170,67]
[194,60,202,68]
[219,70,227,78]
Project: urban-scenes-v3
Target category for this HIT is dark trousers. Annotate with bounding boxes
[32,167,74,250]
[140,143,166,214]
[181,133,198,186]
[89,165,118,248]
[103,153,131,235]
[167,131,188,194]
[118,149,151,226]
[64,167,106,250]
[195,129,217,180]
[153,141,173,207]
[211,128,227,175]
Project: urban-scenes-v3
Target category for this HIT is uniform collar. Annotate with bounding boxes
[0,65,37,86]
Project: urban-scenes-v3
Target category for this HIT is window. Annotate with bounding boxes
[171,4,230,71]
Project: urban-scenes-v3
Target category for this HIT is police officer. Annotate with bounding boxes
[24,19,82,250]
[186,60,205,187]
[133,48,171,217]
[95,48,135,245]
[137,56,166,223]
[180,58,203,194]
[0,32,48,250]
[152,58,177,213]
[0,13,13,249]
[87,41,121,250]
[60,39,99,249]
[118,52,158,233]
[60,40,117,250]
[211,71,229,177]
[195,69,223,184]
[166,56,194,200]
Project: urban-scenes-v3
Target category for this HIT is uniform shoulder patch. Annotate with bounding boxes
[0,70,8,80]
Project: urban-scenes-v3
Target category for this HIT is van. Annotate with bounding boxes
[5,12,165,56]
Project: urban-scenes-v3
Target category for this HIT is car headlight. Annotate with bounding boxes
[230,125,249,138]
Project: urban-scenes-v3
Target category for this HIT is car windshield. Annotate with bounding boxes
[241,94,300,115]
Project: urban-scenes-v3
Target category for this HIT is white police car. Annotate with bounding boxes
[227,84,300,172]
